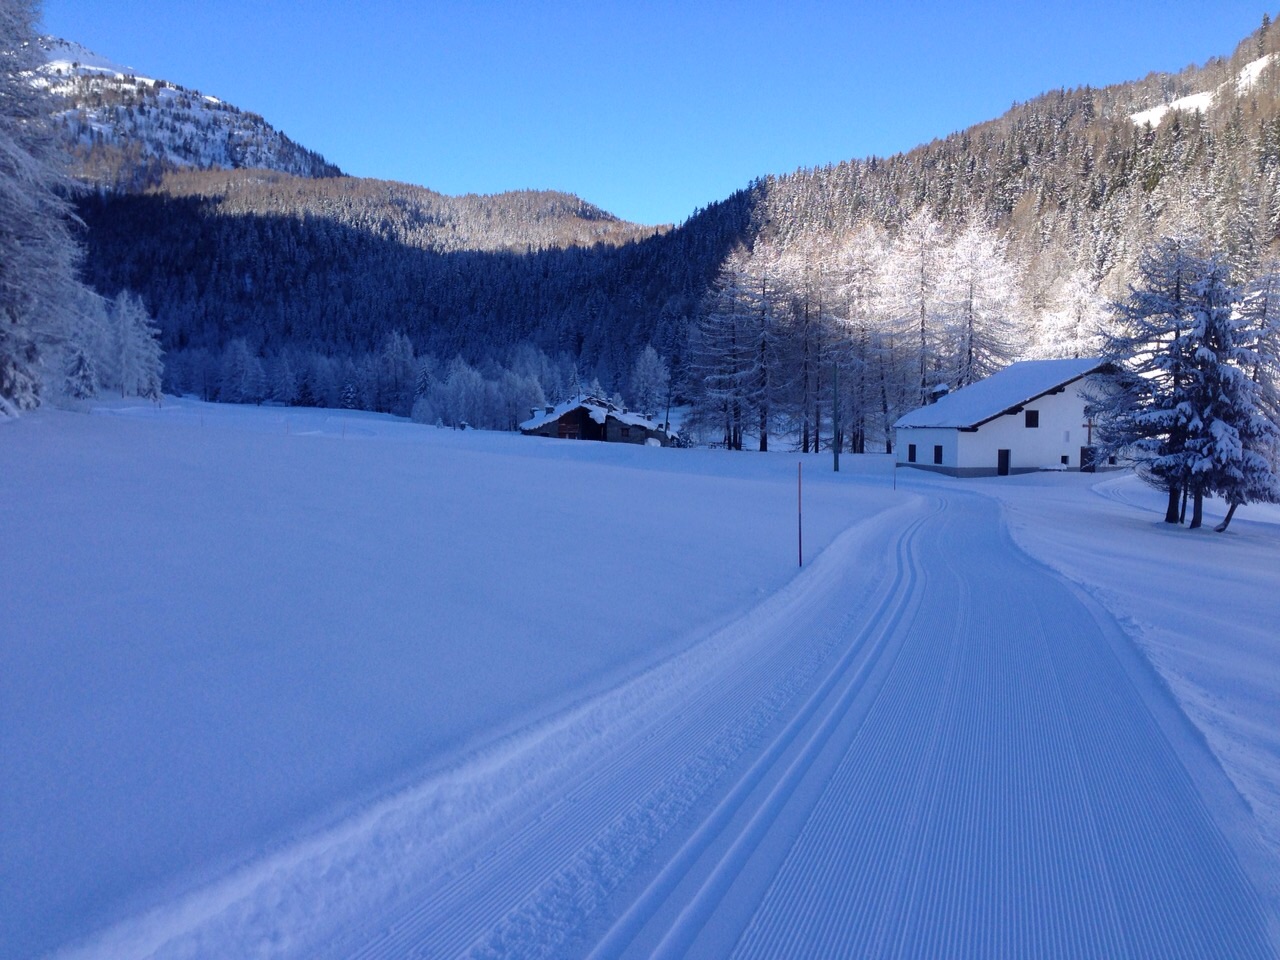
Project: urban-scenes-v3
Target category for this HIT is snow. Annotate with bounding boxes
[980,471,1280,859]
[40,38,135,78]
[519,394,665,432]
[893,356,1103,429]
[0,399,882,958]
[1239,53,1276,92]
[1130,54,1275,127]
[3,399,1278,958]
[1130,92,1213,129]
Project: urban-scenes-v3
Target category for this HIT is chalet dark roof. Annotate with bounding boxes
[894,358,1106,430]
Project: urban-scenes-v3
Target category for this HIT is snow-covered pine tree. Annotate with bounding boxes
[63,346,97,399]
[110,291,163,399]
[1201,264,1280,530]
[628,344,669,418]
[0,0,90,413]
[1087,236,1206,524]
[1178,254,1249,527]
[339,379,359,410]
[220,338,265,404]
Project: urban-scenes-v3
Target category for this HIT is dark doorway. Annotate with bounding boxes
[997,449,1011,476]
[1081,446,1097,473]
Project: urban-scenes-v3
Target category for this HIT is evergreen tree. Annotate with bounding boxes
[109,291,164,399]
[339,379,359,410]
[1090,237,1280,530]
[1203,264,1280,529]
[1088,236,1205,524]
[628,344,669,417]
[0,0,89,413]
[220,338,265,404]
[63,346,97,399]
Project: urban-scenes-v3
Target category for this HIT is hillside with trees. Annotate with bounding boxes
[13,15,1280,456]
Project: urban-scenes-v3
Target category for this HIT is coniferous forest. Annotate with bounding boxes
[7,9,1280,463]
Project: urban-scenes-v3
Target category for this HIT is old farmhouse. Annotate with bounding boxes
[894,357,1113,476]
[520,395,671,446]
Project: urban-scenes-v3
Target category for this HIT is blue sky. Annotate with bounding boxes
[43,1,1276,226]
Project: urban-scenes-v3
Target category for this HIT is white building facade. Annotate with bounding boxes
[894,358,1111,477]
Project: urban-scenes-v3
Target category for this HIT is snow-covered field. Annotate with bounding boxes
[2,399,1277,958]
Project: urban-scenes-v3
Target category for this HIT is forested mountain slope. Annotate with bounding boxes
[755,21,1280,298]
[71,18,1280,424]
[76,174,756,399]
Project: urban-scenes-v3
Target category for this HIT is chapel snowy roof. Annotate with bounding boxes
[894,358,1107,430]
[519,395,663,432]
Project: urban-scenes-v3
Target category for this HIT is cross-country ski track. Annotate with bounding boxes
[58,483,1279,960]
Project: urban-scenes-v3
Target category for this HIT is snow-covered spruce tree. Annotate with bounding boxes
[1200,266,1280,530]
[1090,238,1280,529]
[109,290,163,399]
[220,337,265,404]
[1087,236,1206,524]
[628,344,668,418]
[1178,254,1250,528]
[62,345,96,398]
[0,0,89,414]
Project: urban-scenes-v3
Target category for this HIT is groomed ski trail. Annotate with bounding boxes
[54,486,1278,960]
[595,487,1278,960]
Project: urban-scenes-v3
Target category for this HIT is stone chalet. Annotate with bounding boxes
[894,358,1116,477]
[519,395,671,446]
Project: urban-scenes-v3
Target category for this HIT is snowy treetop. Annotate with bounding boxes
[894,358,1105,429]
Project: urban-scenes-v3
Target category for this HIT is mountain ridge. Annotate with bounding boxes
[69,16,1280,414]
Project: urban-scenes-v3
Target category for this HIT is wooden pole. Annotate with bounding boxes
[798,461,803,567]
[832,360,840,473]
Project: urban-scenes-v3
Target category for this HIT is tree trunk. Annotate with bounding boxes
[1165,484,1181,524]
[1189,490,1204,529]
[1215,502,1239,532]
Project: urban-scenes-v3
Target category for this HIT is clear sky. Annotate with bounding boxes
[41,1,1277,226]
